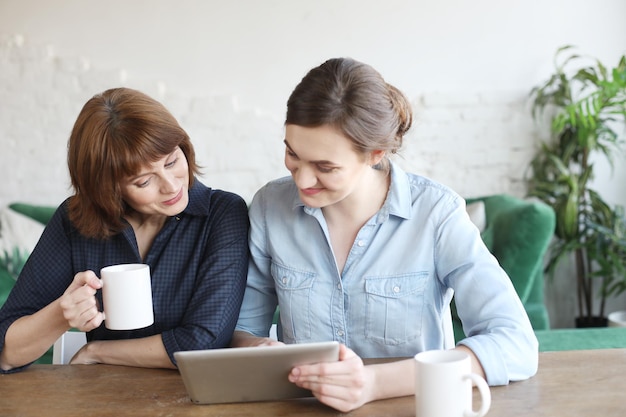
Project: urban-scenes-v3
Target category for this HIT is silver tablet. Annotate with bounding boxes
[174,341,340,404]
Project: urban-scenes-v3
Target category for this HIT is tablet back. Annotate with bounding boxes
[174,341,340,404]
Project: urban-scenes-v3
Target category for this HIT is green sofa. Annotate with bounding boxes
[454,195,626,352]
[453,194,556,341]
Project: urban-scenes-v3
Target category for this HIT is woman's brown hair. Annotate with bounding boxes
[285,57,413,172]
[67,87,199,239]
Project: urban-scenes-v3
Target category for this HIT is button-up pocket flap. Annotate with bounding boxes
[365,273,428,298]
[272,263,315,290]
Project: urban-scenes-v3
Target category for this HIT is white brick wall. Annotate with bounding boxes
[1,34,538,208]
[398,90,537,199]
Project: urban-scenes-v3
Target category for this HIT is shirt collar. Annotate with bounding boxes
[385,160,413,220]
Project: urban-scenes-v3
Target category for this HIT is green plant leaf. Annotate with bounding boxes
[527,45,626,318]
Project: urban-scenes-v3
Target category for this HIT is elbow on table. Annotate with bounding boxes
[466,329,539,386]
[505,334,539,384]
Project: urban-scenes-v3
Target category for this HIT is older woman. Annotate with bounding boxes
[0,87,249,372]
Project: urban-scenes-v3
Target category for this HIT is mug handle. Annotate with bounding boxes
[463,373,491,417]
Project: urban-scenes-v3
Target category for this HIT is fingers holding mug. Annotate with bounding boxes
[60,270,104,330]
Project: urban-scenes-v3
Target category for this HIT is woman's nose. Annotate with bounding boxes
[292,165,317,189]
[161,173,179,193]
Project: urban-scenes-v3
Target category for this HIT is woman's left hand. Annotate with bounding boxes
[288,344,374,412]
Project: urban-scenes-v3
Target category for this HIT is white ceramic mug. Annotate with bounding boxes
[100,263,154,330]
[415,350,491,417]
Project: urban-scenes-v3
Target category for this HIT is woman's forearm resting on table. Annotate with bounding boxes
[0,301,71,371]
[70,334,176,369]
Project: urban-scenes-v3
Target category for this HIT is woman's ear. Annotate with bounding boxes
[368,150,386,166]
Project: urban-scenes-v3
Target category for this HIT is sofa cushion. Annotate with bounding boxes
[481,196,555,303]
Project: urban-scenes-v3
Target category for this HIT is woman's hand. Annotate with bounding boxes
[68,336,176,369]
[288,344,375,412]
[58,270,104,331]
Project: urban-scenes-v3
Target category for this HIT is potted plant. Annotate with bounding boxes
[0,247,29,306]
[586,205,626,326]
[527,45,626,327]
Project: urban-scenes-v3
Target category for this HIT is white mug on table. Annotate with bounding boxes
[100,263,154,330]
[414,349,491,417]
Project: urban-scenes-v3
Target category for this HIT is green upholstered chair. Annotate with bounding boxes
[453,194,556,341]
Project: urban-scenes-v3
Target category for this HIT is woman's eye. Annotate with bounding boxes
[165,158,178,168]
[136,179,150,188]
[317,165,336,173]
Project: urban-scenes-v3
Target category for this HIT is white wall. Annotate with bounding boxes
[1,0,625,328]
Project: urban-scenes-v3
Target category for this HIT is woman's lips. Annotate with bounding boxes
[163,189,183,206]
[301,188,323,196]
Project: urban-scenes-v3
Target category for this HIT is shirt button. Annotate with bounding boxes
[357,240,365,247]
[337,330,344,337]
[282,277,288,284]
[337,283,341,289]
[393,286,400,293]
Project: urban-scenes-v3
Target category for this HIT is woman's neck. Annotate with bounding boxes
[322,168,390,273]
[124,211,168,260]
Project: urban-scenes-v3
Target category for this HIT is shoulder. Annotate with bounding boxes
[46,198,74,231]
[388,162,464,218]
[246,176,301,228]
[408,173,461,205]
[250,176,298,207]
[256,175,296,195]
[186,180,248,218]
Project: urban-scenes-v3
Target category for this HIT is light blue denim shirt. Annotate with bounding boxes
[236,161,538,385]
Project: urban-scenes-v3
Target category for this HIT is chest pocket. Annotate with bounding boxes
[271,263,316,342]
[365,273,428,345]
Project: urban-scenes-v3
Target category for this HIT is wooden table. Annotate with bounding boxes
[1,349,623,417]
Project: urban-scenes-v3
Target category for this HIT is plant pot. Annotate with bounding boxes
[608,311,626,328]
[575,316,608,328]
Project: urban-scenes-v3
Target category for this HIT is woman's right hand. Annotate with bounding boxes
[58,270,104,331]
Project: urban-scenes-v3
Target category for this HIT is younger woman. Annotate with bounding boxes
[233,58,537,412]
